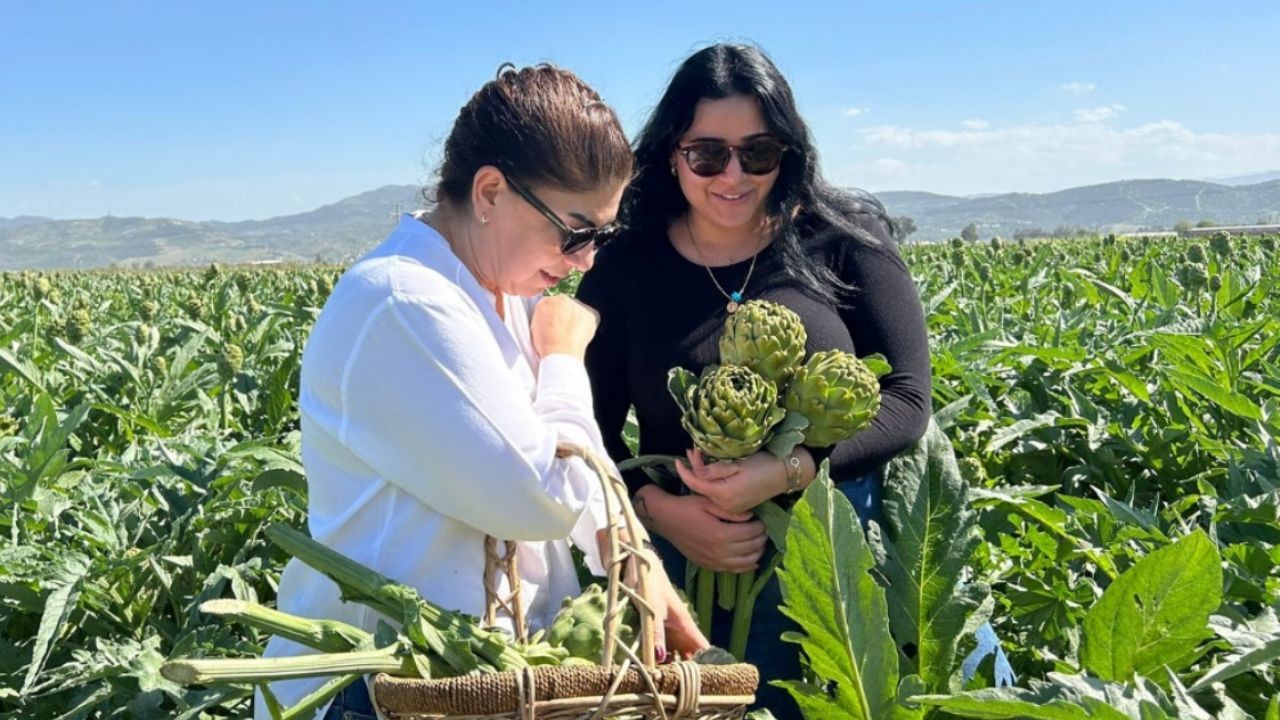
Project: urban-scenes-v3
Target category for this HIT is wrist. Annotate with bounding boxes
[783,452,803,494]
[783,447,816,494]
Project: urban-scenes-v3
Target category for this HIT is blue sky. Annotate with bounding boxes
[3,1,1278,221]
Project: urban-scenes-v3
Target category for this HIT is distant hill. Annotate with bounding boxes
[878,179,1280,241]
[5,178,1280,269]
[1209,169,1280,186]
[0,186,422,270]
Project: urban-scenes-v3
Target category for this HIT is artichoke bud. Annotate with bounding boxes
[1185,243,1207,264]
[674,365,785,460]
[783,350,886,447]
[546,585,635,663]
[1209,230,1231,256]
[218,344,244,380]
[64,309,92,344]
[718,300,807,390]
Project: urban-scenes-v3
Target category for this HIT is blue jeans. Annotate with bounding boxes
[321,678,377,720]
[654,472,883,717]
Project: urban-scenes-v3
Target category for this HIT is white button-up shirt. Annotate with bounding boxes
[255,215,610,718]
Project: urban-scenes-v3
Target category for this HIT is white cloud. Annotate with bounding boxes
[1074,104,1126,123]
[1059,81,1096,94]
[831,119,1280,195]
[960,119,989,130]
[842,107,869,117]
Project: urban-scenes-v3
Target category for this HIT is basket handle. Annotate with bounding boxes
[483,442,659,668]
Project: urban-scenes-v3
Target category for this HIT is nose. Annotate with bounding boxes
[565,243,595,272]
[721,151,747,181]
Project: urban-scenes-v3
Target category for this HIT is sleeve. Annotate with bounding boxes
[339,292,607,543]
[819,215,933,479]
[576,258,653,498]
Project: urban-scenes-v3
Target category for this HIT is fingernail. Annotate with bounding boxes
[656,646,669,663]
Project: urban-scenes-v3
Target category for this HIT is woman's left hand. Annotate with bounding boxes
[674,448,788,515]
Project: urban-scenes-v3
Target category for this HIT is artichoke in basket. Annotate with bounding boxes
[783,350,888,447]
[547,584,635,664]
[670,365,785,460]
[718,300,807,391]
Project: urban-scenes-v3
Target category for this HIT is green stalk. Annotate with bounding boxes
[727,570,757,660]
[695,565,715,638]
[277,674,364,720]
[265,524,526,671]
[716,570,737,611]
[200,599,369,653]
[162,649,414,685]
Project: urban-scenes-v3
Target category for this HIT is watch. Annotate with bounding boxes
[784,452,803,494]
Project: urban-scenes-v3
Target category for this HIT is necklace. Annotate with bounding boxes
[684,216,761,314]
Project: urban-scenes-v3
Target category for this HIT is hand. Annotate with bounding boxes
[675,448,796,515]
[644,489,766,573]
[634,554,710,662]
[650,556,711,661]
[530,295,599,360]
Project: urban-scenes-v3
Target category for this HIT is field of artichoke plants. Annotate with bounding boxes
[2,231,1278,719]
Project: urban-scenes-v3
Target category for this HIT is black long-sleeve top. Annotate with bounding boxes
[576,210,933,498]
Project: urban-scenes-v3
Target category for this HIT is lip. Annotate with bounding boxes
[539,270,563,286]
[711,190,753,205]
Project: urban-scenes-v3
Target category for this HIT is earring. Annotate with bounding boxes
[670,165,677,176]
[481,215,490,226]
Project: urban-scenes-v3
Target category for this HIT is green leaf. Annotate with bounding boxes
[21,554,90,695]
[1164,367,1262,421]
[763,410,809,458]
[0,346,44,390]
[881,420,984,693]
[1187,632,1280,692]
[1080,530,1222,682]
[774,464,901,719]
[861,353,893,377]
[667,367,697,414]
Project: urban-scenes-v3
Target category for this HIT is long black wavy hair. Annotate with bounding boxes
[625,43,893,305]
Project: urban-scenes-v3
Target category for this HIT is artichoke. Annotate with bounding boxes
[718,300,807,390]
[218,344,244,380]
[783,350,885,447]
[671,365,784,460]
[1209,230,1231,256]
[546,584,635,664]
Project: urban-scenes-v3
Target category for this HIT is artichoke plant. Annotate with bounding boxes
[670,364,785,460]
[783,350,887,447]
[718,300,807,390]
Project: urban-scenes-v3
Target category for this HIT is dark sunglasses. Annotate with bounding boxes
[503,174,622,255]
[677,137,788,177]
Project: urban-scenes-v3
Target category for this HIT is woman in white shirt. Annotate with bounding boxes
[257,64,707,720]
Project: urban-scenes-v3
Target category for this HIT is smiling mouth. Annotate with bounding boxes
[713,191,752,202]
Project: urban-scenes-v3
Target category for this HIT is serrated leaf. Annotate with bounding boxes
[881,420,984,693]
[1080,530,1222,682]
[21,554,90,695]
[774,464,900,719]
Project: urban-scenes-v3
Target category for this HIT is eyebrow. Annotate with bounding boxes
[684,131,774,143]
[568,212,598,229]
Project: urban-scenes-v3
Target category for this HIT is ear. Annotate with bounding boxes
[470,165,506,223]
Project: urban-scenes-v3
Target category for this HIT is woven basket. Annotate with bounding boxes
[371,444,758,719]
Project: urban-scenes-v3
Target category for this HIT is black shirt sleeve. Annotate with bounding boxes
[817,213,933,479]
[575,248,652,497]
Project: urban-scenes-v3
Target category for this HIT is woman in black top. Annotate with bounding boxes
[576,43,932,713]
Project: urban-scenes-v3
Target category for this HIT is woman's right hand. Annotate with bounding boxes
[643,488,767,573]
[531,295,599,360]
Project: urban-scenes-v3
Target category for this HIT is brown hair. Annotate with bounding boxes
[433,64,632,206]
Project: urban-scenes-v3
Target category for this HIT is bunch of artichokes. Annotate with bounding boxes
[670,299,889,460]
